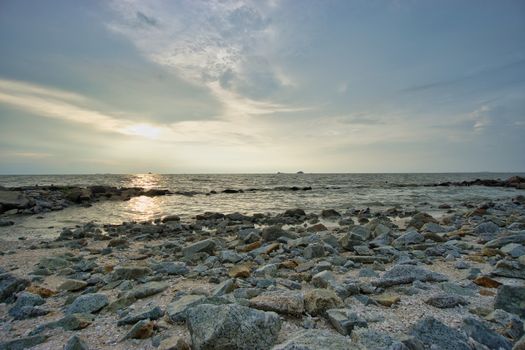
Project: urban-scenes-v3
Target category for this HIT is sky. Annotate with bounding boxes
[0,0,524,174]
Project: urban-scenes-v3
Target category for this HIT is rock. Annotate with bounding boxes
[0,335,47,350]
[0,219,14,227]
[226,263,250,279]
[261,226,292,242]
[473,276,502,288]
[492,259,525,279]
[326,308,367,335]
[514,336,525,350]
[187,303,281,350]
[410,317,470,350]
[392,230,425,248]
[373,264,448,287]
[58,279,88,291]
[474,222,500,234]
[494,285,525,318]
[212,279,236,297]
[56,313,95,331]
[407,212,437,230]
[122,319,155,340]
[485,309,524,341]
[64,335,89,350]
[462,317,512,350]
[439,282,475,297]
[66,293,109,314]
[126,281,168,299]
[311,270,336,288]
[162,214,180,223]
[372,294,401,307]
[307,223,328,232]
[485,232,525,248]
[166,295,206,323]
[351,329,406,349]
[272,329,351,350]
[0,273,30,303]
[284,208,306,218]
[501,243,525,258]
[182,239,217,257]
[117,306,164,326]
[110,265,152,281]
[8,292,48,320]
[304,288,343,316]
[157,262,189,276]
[219,250,243,263]
[303,243,325,259]
[26,285,56,298]
[249,291,305,316]
[321,209,341,219]
[0,190,30,212]
[425,294,468,308]
[158,336,191,350]
[39,256,71,270]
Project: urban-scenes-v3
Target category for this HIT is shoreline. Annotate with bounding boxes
[0,194,524,349]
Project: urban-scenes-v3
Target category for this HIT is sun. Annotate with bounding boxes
[124,123,162,140]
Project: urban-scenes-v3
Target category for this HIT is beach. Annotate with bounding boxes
[0,174,524,349]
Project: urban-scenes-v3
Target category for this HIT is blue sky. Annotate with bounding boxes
[0,0,524,173]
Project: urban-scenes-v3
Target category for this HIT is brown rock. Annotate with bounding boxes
[237,241,261,252]
[265,243,280,254]
[229,265,251,278]
[473,276,502,288]
[304,289,343,316]
[26,285,56,298]
[372,294,401,307]
[479,289,496,296]
[279,260,298,269]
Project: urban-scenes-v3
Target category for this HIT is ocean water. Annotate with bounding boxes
[0,173,523,240]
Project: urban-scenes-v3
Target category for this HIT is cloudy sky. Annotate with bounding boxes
[0,0,524,174]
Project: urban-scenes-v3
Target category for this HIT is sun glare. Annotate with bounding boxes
[124,123,162,139]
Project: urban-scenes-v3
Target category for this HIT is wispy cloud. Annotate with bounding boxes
[106,0,305,120]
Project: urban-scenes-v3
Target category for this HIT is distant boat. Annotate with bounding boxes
[297,171,304,174]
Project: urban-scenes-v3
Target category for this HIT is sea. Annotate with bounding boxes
[0,173,523,240]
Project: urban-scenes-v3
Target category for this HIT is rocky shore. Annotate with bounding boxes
[1,194,525,349]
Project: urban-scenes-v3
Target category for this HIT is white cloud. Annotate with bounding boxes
[106,0,303,120]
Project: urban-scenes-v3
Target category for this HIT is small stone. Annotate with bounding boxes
[311,270,336,288]
[166,295,206,323]
[110,265,152,281]
[0,335,48,350]
[126,281,168,299]
[326,308,367,335]
[122,319,155,340]
[0,272,30,303]
[117,306,164,326]
[304,288,343,316]
[273,329,351,349]
[372,294,401,307]
[425,294,468,309]
[26,285,56,298]
[249,291,305,316]
[303,243,325,259]
[473,276,502,288]
[66,293,109,314]
[64,335,89,350]
[59,279,88,291]
[229,264,251,278]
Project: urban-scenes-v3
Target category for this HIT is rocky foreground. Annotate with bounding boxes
[1,195,525,349]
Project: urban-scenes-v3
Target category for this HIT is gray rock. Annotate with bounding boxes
[219,250,243,263]
[501,243,525,258]
[59,279,88,291]
[126,281,168,299]
[485,232,525,248]
[321,209,341,219]
[474,222,500,234]
[439,282,476,297]
[187,303,281,350]
[249,291,305,316]
[425,294,468,308]
[352,329,406,349]
[110,265,151,281]
[64,335,89,350]
[462,317,512,350]
[485,309,524,341]
[373,264,448,287]
[0,335,47,350]
[182,239,217,257]
[392,230,425,248]
[407,213,437,230]
[304,288,343,316]
[0,190,30,211]
[39,256,71,270]
[359,267,379,278]
[311,270,336,288]
[9,292,48,320]
[409,317,471,350]
[326,308,367,335]
[262,226,292,242]
[303,243,325,259]
[156,262,189,276]
[121,319,154,340]
[166,295,206,323]
[272,329,351,350]
[117,306,164,326]
[494,285,525,318]
[492,259,525,279]
[0,273,30,303]
[66,293,109,314]
[212,279,236,297]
